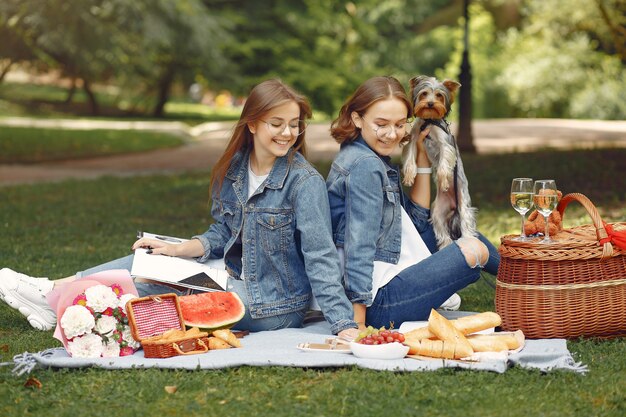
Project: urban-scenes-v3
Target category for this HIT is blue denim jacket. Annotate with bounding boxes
[326,136,433,306]
[194,148,356,334]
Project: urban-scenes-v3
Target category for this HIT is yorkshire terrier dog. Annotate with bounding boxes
[401,75,476,248]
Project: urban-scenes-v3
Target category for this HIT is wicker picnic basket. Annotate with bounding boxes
[126,293,210,358]
[495,193,626,339]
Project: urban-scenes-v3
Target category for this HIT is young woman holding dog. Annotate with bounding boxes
[0,79,359,339]
[326,76,500,329]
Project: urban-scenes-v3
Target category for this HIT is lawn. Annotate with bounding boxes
[0,127,184,163]
[0,81,242,124]
[1,150,625,417]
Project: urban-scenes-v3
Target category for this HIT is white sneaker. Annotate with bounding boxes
[439,293,461,311]
[0,268,57,330]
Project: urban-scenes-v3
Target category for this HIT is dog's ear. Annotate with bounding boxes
[442,80,461,97]
[409,76,429,105]
[409,75,429,90]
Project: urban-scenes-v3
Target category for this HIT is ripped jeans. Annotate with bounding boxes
[365,233,499,328]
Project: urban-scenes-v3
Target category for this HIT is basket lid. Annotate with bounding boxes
[126,293,184,342]
[501,193,626,261]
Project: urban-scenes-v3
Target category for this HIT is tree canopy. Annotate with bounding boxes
[0,0,624,119]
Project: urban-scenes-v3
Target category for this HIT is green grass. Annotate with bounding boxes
[0,82,242,124]
[1,150,625,416]
[0,127,184,163]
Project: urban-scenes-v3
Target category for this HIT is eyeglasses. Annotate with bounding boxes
[363,118,411,140]
[260,118,308,137]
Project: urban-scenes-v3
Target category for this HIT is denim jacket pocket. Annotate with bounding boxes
[257,211,294,253]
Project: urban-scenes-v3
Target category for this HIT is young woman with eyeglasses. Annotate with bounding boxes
[326,76,500,329]
[1,79,359,339]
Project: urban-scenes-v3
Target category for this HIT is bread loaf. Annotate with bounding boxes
[427,309,474,358]
[467,330,524,351]
[403,311,502,341]
[406,338,473,359]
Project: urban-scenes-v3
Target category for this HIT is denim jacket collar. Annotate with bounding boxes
[349,135,407,210]
[225,147,292,204]
[352,135,396,172]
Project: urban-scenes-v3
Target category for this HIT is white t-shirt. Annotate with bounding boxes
[240,160,269,281]
[338,206,431,303]
[248,162,268,198]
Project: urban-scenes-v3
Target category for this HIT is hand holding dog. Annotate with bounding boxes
[415,126,431,166]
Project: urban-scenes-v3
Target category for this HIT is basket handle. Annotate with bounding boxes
[172,339,208,355]
[557,192,613,257]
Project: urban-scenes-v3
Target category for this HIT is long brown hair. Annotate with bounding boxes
[210,79,312,194]
[330,76,413,145]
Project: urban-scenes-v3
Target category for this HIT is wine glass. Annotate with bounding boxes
[533,179,558,243]
[510,178,534,241]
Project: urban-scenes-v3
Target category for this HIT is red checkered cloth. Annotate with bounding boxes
[131,297,182,339]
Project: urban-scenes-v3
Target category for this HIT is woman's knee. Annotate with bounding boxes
[456,237,489,268]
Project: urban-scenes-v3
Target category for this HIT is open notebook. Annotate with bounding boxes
[131,231,228,292]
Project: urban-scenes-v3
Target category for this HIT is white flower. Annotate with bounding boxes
[101,339,121,357]
[67,333,104,358]
[61,305,95,339]
[94,315,117,335]
[121,326,141,349]
[119,293,137,314]
[85,284,119,313]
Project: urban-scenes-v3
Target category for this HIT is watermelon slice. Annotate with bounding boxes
[179,291,245,331]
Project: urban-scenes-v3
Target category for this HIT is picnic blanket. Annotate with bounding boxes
[7,316,586,375]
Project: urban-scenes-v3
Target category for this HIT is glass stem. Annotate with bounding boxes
[520,213,526,238]
[544,214,550,241]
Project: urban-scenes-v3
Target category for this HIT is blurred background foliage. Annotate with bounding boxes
[0,0,624,119]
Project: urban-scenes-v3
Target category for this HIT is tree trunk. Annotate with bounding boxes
[0,61,13,84]
[595,0,626,63]
[153,67,176,118]
[82,79,99,115]
[456,0,476,153]
[64,78,77,104]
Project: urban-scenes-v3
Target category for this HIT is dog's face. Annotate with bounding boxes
[409,76,460,120]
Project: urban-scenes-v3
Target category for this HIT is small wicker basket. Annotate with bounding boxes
[126,293,210,358]
[496,193,626,339]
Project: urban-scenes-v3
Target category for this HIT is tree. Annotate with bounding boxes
[0,0,140,114]
[457,0,475,153]
[496,0,626,119]
[127,0,233,117]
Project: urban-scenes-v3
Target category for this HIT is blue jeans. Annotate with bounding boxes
[365,233,500,328]
[77,255,305,333]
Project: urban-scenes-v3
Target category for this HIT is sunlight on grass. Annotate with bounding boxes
[164,102,241,119]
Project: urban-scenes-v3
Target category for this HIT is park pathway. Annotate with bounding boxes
[1,117,625,186]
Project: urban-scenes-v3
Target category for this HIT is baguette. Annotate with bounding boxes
[467,330,524,351]
[454,312,502,335]
[406,338,473,359]
[427,309,474,357]
[403,311,502,341]
[467,337,509,352]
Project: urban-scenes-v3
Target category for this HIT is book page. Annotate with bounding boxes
[131,232,229,292]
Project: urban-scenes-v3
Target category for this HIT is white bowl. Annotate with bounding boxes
[349,341,409,360]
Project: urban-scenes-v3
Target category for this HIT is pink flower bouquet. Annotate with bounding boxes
[47,270,140,358]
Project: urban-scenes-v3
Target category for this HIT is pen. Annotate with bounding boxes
[155,235,182,243]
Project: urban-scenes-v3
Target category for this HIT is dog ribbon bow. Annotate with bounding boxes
[599,222,626,250]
